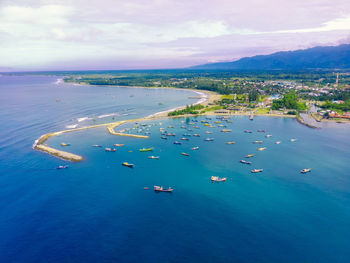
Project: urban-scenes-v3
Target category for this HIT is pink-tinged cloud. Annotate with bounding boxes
[0,0,350,70]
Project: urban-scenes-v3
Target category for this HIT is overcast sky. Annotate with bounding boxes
[1,0,350,71]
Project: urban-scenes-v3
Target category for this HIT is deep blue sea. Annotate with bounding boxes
[0,75,350,263]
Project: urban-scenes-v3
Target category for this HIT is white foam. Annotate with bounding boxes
[77,117,90,122]
[66,124,78,129]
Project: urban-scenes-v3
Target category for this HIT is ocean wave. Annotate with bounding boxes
[77,117,91,122]
[66,124,78,129]
[97,113,120,119]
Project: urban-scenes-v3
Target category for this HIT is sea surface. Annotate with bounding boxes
[0,75,350,263]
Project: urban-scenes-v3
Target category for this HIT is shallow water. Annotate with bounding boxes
[0,75,350,262]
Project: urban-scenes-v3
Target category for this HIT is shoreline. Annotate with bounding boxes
[33,84,301,162]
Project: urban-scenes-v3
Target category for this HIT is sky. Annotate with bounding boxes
[1,0,350,71]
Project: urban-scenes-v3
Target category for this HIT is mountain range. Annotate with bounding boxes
[191,44,350,70]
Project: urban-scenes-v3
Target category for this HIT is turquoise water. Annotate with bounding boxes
[1,75,350,262]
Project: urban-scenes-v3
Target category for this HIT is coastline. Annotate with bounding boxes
[33,85,300,162]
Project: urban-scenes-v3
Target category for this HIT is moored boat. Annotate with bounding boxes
[61,142,70,146]
[114,144,124,147]
[105,147,116,152]
[181,137,189,141]
[148,156,159,159]
[92,144,102,147]
[193,134,200,137]
[174,141,182,145]
[191,146,199,150]
[240,160,252,164]
[154,186,173,192]
[204,138,214,141]
[122,162,134,168]
[56,165,68,169]
[265,134,272,138]
[221,129,232,132]
[226,141,235,144]
[211,176,227,182]
[275,141,281,144]
[290,138,297,142]
[301,168,311,174]
[244,130,252,133]
[181,152,190,156]
[139,147,153,152]
[245,154,255,158]
[257,147,266,151]
[251,169,263,173]
[161,136,167,139]
[253,141,263,144]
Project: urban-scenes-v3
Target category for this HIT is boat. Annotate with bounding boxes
[92,144,102,147]
[227,120,233,123]
[204,123,210,126]
[257,130,266,133]
[174,141,182,145]
[257,147,266,151]
[181,152,190,156]
[148,156,159,159]
[114,144,124,147]
[240,160,251,164]
[139,148,153,152]
[244,130,252,133]
[61,142,70,146]
[181,126,186,129]
[211,176,227,182]
[290,138,297,142]
[301,168,311,174]
[275,141,281,144]
[221,129,232,132]
[204,138,214,141]
[161,136,167,139]
[166,133,176,136]
[122,162,134,168]
[191,146,199,150]
[205,131,212,134]
[214,121,222,124]
[105,148,116,152]
[249,114,254,120]
[265,134,272,138]
[183,134,191,137]
[251,169,263,173]
[168,125,174,128]
[187,129,193,131]
[193,134,200,137]
[245,154,254,158]
[181,137,189,141]
[154,186,173,192]
[56,165,68,169]
[253,141,263,144]
[226,141,235,144]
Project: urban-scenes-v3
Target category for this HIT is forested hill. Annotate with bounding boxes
[191,44,350,70]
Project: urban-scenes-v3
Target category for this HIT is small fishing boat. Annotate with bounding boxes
[181,152,190,156]
[61,142,70,146]
[257,147,266,151]
[139,148,153,152]
[240,160,251,164]
[92,144,102,147]
[56,165,68,169]
[301,168,311,174]
[154,186,173,192]
[253,141,263,144]
[251,169,263,173]
[114,144,125,147]
[181,137,189,141]
[105,148,116,152]
[226,141,235,144]
[148,156,159,159]
[244,130,252,133]
[122,162,134,168]
[275,141,281,144]
[204,138,214,141]
[166,133,176,136]
[161,136,167,139]
[265,134,272,138]
[174,141,182,145]
[257,130,266,133]
[211,176,227,182]
[221,129,232,132]
[193,134,200,137]
[191,146,199,150]
[290,138,297,142]
[245,154,254,158]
